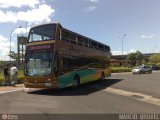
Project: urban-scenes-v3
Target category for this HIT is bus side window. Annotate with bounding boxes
[53,52,59,76]
[63,58,69,69]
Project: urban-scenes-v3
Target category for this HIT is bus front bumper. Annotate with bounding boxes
[24,82,57,89]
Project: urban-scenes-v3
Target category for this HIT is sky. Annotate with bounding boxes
[0,0,160,60]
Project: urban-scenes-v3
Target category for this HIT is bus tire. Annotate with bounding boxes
[72,75,80,88]
[100,72,105,81]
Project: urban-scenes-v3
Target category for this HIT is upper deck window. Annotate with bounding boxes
[28,24,56,42]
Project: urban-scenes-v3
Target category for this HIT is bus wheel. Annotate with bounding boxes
[72,75,80,88]
[100,72,105,81]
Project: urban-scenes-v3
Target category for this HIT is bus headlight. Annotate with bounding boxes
[45,82,52,87]
[46,79,51,82]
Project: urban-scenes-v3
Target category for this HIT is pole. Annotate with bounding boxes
[121,34,126,67]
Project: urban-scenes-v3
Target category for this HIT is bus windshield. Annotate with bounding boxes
[29,24,56,42]
[25,52,53,76]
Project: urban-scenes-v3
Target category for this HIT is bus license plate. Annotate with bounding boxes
[45,83,52,87]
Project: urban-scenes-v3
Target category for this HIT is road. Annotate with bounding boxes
[0,72,160,119]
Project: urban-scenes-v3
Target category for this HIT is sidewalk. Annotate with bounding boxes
[0,84,24,94]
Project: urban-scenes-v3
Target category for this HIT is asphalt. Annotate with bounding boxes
[0,73,160,120]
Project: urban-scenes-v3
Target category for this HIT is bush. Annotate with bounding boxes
[111,67,132,73]
[110,62,121,67]
[0,76,24,86]
[0,77,3,85]
[17,76,24,84]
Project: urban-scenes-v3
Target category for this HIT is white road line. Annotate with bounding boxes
[0,89,24,95]
[103,87,160,106]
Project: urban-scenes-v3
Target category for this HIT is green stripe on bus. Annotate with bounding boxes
[57,69,96,88]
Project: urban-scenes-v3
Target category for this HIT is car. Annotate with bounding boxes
[151,65,160,70]
[132,66,152,74]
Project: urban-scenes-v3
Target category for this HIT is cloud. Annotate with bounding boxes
[0,0,40,8]
[0,4,55,24]
[90,0,99,2]
[0,35,15,60]
[86,6,96,12]
[141,33,155,39]
[85,0,99,12]
[112,50,127,55]
[0,35,8,42]
[0,11,17,23]
[86,0,99,3]
[112,49,137,55]
[18,4,55,23]
[129,49,137,53]
[13,27,31,36]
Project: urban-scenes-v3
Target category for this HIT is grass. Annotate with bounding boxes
[111,66,132,73]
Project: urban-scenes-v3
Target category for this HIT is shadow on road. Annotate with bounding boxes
[28,79,123,96]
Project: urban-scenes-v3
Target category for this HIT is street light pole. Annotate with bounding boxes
[121,34,126,67]
[9,26,22,62]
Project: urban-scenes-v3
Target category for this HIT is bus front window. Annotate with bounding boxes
[29,24,56,42]
[25,52,53,76]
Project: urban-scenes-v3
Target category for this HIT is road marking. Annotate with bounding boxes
[0,89,23,95]
[103,87,160,106]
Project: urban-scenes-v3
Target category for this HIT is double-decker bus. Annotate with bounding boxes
[24,23,111,89]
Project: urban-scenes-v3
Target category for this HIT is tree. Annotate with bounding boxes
[127,51,143,67]
[0,60,6,72]
[127,53,136,66]
[135,51,143,65]
[8,51,18,60]
[8,51,23,60]
[149,53,160,65]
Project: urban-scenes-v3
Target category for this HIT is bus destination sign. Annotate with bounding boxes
[28,44,53,51]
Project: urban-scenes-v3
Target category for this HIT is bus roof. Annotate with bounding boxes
[30,23,110,49]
